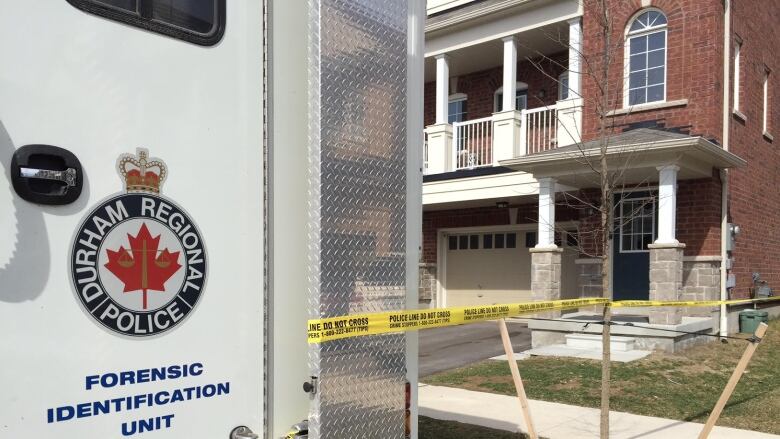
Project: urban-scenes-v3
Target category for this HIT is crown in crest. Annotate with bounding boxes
[117,148,168,193]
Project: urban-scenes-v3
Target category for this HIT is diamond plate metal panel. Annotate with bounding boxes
[307,0,409,437]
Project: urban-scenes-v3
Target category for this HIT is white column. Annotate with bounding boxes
[435,54,450,124]
[423,124,453,174]
[655,165,680,244]
[536,177,557,248]
[493,36,522,162]
[567,18,582,100]
[501,36,518,112]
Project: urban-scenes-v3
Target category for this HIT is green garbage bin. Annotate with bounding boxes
[739,309,769,333]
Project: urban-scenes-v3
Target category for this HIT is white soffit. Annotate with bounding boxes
[422,171,575,207]
[425,0,581,57]
[423,22,568,82]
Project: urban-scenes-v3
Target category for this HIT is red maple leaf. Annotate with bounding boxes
[105,223,182,310]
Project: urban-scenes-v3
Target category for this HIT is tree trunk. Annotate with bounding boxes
[597,2,613,437]
[599,162,611,439]
[600,278,611,439]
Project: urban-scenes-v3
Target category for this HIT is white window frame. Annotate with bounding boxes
[623,9,668,109]
[763,69,771,136]
[493,82,528,112]
[448,93,468,123]
[733,41,742,113]
[558,71,569,101]
[618,196,656,254]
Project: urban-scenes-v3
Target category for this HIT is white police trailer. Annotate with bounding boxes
[0,1,423,438]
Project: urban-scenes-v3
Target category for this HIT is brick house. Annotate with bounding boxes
[420,0,777,347]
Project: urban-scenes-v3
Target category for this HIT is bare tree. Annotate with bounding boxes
[517,1,664,437]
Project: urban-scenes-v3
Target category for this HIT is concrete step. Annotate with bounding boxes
[565,334,636,352]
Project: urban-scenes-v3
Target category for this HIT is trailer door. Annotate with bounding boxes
[0,1,264,437]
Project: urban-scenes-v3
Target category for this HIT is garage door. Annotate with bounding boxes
[444,229,579,307]
[445,231,532,307]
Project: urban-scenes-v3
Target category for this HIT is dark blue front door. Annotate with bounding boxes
[612,192,656,301]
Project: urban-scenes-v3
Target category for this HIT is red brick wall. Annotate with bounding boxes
[580,0,725,141]
[421,203,579,263]
[425,1,727,140]
[569,188,604,257]
[421,181,722,264]
[558,181,721,258]
[728,0,780,297]
[423,53,567,127]
[677,175,722,256]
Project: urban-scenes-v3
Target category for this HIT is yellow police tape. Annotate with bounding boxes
[610,296,780,308]
[307,296,780,343]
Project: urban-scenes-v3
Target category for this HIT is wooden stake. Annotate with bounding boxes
[498,318,538,439]
[698,322,769,439]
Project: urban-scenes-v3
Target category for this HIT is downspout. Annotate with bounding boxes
[720,0,731,338]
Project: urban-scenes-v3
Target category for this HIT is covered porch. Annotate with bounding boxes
[500,128,747,351]
[424,11,584,175]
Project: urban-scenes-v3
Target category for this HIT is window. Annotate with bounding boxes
[525,232,536,248]
[763,69,771,136]
[734,41,742,113]
[494,83,528,112]
[448,94,468,123]
[619,197,656,252]
[449,234,482,250]
[558,72,570,100]
[506,233,517,249]
[458,235,469,250]
[469,235,480,250]
[67,0,225,46]
[625,10,668,106]
[450,232,523,251]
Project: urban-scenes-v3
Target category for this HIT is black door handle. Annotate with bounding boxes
[10,144,83,205]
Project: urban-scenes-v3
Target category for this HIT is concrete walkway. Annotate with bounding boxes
[419,384,780,438]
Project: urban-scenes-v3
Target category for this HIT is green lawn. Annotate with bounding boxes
[425,318,780,434]
[419,416,530,438]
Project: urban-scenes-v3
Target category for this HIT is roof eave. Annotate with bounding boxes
[499,137,746,175]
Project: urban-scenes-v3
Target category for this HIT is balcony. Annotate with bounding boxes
[424,100,582,175]
[423,3,584,177]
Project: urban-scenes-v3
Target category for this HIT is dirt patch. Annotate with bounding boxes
[551,378,581,391]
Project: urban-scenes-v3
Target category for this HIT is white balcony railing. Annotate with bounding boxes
[452,116,493,170]
[522,106,558,155]
[424,100,581,176]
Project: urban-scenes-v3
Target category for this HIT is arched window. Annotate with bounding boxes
[494,82,528,112]
[625,10,667,106]
[448,93,468,123]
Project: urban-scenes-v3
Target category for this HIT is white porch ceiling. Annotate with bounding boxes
[424,21,570,82]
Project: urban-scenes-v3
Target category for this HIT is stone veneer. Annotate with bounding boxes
[530,248,562,318]
[576,258,603,297]
[682,257,721,326]
[418,263,436,306]
[648,243,685,325]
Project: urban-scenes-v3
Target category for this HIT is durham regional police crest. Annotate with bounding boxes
[70,149,207,337]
